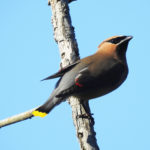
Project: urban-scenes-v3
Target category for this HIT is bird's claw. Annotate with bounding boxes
[77,113,95,125]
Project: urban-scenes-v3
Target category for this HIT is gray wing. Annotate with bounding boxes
[41,60,80,81]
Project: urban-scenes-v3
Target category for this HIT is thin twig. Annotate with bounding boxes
[0,108,36,128]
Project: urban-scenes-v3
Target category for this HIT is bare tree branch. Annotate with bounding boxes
[0,108,36,128]
[0,1,100,150]
[49,0,99,149]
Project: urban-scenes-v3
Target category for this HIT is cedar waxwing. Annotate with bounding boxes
[32,35,133,117]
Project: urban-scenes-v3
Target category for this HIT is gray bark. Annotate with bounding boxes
[0,1,100,150]
[49,0,99,149]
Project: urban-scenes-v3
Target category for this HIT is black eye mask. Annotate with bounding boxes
[107,36,127,44]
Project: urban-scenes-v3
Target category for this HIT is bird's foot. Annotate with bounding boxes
[77,113,95,125]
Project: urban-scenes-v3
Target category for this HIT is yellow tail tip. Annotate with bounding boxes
[32,110,47,117]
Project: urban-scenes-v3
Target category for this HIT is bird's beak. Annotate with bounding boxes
[125,36,133,41]
[118,36,133,45]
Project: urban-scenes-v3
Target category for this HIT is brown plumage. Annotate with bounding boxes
[32,35,133,117]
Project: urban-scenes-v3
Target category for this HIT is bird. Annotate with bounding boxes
[32,35,133,117]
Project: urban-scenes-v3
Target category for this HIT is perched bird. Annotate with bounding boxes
[32,35,133,117]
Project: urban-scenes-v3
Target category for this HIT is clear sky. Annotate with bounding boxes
[0,0,150,150]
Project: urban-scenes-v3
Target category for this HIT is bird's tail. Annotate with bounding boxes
[32,95,62,117]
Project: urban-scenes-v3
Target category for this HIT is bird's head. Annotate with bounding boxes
[97,35,133,60]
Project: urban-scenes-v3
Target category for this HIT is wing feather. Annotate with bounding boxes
[41,60,80,81]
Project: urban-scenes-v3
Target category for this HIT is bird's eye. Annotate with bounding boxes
[107,36,126,44]
[109,39,115,43]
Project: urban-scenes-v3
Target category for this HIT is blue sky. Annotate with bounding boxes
[0,0,150,150]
